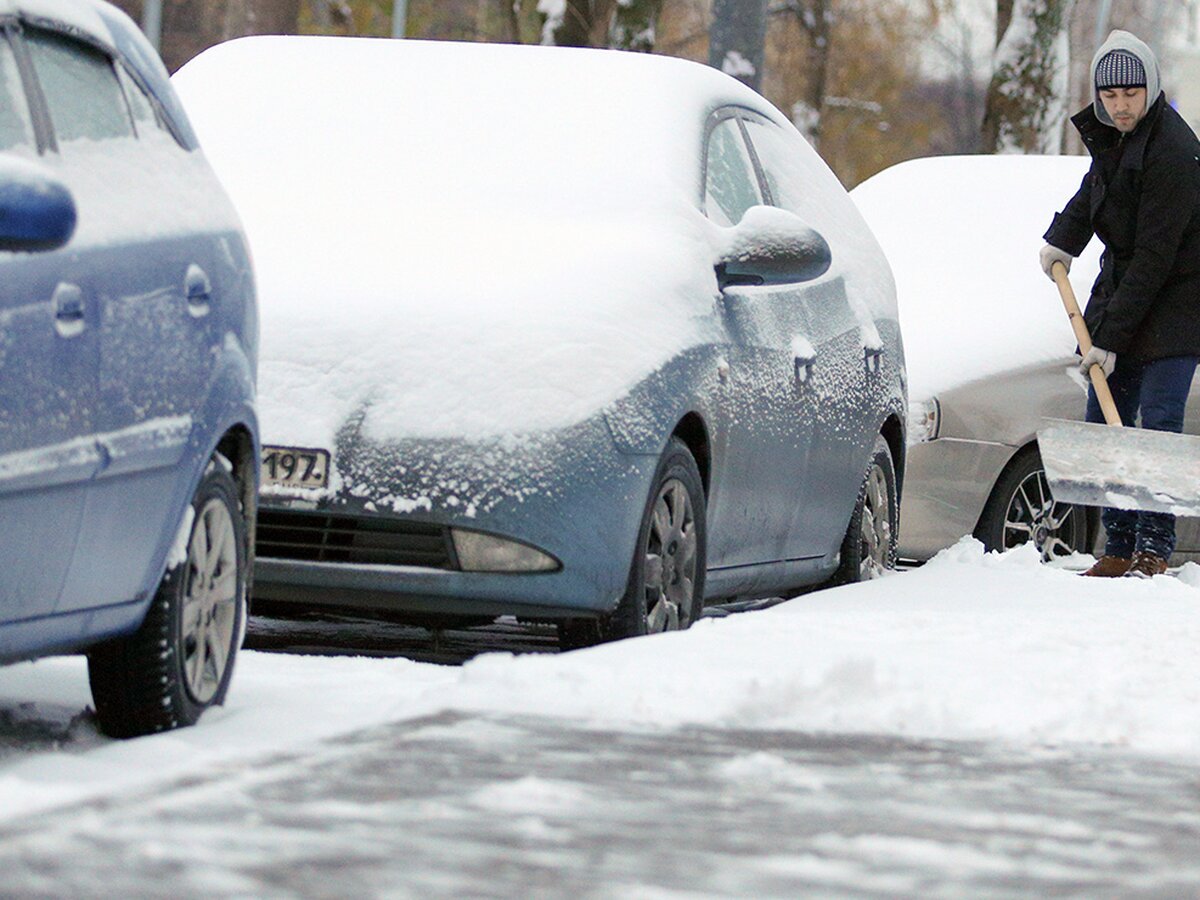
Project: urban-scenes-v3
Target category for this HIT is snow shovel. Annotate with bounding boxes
[1037,261,1200,515]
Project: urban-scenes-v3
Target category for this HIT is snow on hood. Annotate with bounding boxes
[172,36,772,448]
[1090,30,1161,127]
[851,154,1102,402]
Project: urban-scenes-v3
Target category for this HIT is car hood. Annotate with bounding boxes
[254,208,722,451]
[852,155,1103,403]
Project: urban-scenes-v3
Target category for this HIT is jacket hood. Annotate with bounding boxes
[1090,30,1161,127]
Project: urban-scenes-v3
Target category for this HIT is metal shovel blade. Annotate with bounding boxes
[1038,418,1200,515]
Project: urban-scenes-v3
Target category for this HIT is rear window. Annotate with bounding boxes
[25,29,133,143]
[0,38,34,152]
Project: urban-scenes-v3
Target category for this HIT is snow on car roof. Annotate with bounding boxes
[0,0,114,48]
[175,35,773,223]
[173,36,772,448]
[852,154,1103,402]
[0,1,199,150]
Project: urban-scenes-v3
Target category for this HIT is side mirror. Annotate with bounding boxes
[716,205,831,289]
[0,155,77,252]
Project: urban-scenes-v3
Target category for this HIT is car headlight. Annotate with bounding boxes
[907,397,940,444]
[451,529,560,573]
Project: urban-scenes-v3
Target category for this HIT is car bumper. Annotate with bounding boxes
[898,437,1015,560]
[251,418,661,620]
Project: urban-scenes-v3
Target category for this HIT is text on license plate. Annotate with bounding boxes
[262,445,330,489]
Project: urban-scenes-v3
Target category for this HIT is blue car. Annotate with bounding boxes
[175,36,904,648]
[0,1,258,737]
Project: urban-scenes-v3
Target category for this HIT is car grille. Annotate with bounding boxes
[256,509,456,569]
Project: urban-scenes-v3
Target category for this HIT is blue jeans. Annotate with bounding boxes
[1085,355,1199,559]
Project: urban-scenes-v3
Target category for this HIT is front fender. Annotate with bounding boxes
[604,345,725,455]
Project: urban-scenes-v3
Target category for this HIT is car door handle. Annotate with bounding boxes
[792,335,816,385]
[864,345,883,374]
[794,355,815,384]
[52,282,85,338]
[184,263,212,317]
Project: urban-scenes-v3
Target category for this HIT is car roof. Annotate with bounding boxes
[174,34,783,215]
[852,154,1101,401]
[0,0,198,149]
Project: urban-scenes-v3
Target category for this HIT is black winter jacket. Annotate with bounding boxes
[1044,93,1200,362]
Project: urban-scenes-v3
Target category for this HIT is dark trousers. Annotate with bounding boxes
[1085,355,1199,559]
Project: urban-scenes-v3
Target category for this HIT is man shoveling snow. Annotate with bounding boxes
[1039,31,1200,579]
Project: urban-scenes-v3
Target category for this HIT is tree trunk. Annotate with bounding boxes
[544,0,594,45]
[786,0,832,147]
[542,0,660,49]
[708,0,768,90]
[612,0,662,51]
[981,0,1076,153]
[222,0,302,40]
[995,0,1014,45]
[499,0,523,42]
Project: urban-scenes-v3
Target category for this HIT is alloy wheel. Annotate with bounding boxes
[858,462,893,579]
[643,478,698,633]
[182,497,241,704]
[1003,469,1082,561]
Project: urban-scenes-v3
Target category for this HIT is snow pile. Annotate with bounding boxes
[426,539,1200,753]
[851,154,1103,401]
[170,36,778,449]
[2,543,1198,822]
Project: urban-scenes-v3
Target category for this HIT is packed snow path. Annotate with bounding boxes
[3,713,1199,898]
[1,539,1198,893]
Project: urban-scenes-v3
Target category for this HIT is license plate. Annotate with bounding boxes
[262,445,330,489]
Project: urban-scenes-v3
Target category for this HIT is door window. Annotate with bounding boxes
[740,117,860,235]
[24,29,133,144]
[0,38,34,153]
[704,117,762,226]
[117,64,171,142]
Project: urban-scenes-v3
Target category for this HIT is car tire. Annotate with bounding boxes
[829,435,898,585]
[559,437,706,649]
[88,456,247,738]
[974,445,1091,561]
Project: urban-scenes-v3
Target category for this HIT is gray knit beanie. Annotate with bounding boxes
[1095,49,1147,89]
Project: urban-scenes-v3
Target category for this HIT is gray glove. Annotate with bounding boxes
[1079,345,1116,378]
[1039,243,1073,280]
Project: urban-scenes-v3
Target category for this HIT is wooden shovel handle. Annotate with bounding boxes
[1051,261,1123,427]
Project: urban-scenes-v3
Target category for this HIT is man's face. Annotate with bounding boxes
[1099,87,1147,133]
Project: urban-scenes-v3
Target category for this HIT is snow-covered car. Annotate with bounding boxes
[852,155,1200,564]
[172,35,905,644]
[0,1,259,736]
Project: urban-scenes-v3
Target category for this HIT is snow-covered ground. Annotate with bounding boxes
[2,539,1198,826]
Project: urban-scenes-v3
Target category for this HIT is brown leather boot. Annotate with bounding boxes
[1081,555,1132,577]
[1125,551,1169,578]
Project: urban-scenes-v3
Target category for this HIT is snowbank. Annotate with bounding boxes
[2,544,1197,822]
[418,540,1200,752]
[851,155,1103,401]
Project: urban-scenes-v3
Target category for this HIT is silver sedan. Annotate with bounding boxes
[852,154,1200,566]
